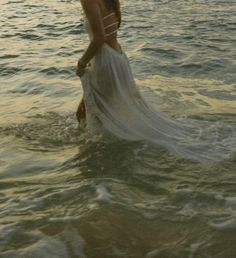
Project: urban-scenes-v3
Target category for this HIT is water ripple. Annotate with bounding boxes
[0,0,236,257]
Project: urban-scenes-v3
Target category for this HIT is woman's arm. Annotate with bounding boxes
[78,0,105,67]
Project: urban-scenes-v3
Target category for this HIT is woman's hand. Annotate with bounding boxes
[76,59,87,78]
[76,66,86,78]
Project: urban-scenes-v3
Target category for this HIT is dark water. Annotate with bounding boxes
[0,0,236,257]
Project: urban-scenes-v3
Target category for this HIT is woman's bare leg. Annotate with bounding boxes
[76,98,86,123]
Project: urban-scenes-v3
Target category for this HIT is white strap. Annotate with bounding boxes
[102,12,115,20]
[104,21,119,29]
[105,29,118,37]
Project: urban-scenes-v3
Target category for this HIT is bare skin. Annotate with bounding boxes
[76,0,121,122]
[76,98,86,123]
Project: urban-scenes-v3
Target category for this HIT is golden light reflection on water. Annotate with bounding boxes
[1,75,235,126]
[140,75,236,116]
[0,94,80,125]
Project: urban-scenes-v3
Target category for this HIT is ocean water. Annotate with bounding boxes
[0,0,236,257]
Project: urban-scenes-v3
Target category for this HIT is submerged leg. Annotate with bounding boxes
[76,98,86,123]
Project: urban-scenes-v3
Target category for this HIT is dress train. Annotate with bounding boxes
[79,43,236,162]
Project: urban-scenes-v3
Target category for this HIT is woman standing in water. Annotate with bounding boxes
[75,0,235,161]
[76,0,121,121]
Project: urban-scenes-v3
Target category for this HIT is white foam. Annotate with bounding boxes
[142,212,157,219]
[94,184,113,202]
[146,249,160,258]
[176,203,197,218]
[210,216,236,230]
[189,240,209,258]
[215,192,224,201]
[210,195,236,231]
[48,215,81,222]
[225,196,236,209]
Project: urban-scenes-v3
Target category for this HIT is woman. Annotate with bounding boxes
[75,0,235,161]
[76,0,121,122]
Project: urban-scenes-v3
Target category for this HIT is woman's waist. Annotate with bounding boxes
[103,39,122,53]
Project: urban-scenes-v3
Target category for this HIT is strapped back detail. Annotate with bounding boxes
[102,12,119,37]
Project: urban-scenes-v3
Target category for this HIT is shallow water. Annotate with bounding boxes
[0,0,236,257]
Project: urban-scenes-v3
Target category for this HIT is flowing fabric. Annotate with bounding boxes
[79,19,236,162]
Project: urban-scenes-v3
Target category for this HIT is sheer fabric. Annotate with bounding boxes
[79,18,236,162]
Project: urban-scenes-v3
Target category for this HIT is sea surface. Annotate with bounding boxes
[0,0,236,257]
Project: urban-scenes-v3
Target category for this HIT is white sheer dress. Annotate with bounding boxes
[79,13,236,162]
